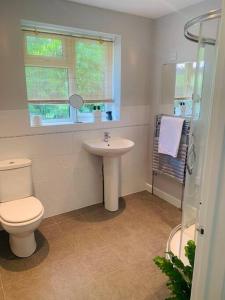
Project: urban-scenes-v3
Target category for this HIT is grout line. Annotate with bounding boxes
[0,123,150,139]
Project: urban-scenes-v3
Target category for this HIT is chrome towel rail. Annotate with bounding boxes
[152,115,191,209]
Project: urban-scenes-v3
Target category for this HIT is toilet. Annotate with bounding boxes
[0,158,44,258]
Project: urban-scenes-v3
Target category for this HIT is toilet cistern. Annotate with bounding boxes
[83,137,134,211]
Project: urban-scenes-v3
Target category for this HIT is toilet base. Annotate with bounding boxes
[9,232,37,257]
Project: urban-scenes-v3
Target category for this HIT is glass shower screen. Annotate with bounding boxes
[179,17,220,258]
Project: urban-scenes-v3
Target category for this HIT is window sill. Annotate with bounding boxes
[29,119,120,133]
[31,120,90,127]
[30,119,118,128]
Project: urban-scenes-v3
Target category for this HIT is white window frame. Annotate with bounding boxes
[24,32,78,124]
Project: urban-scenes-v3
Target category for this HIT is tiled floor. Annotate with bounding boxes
[0,191,181,300]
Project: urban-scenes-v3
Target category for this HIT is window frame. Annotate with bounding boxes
[22,20,121,126]
[24,32,76,124]
[28,102,74,125]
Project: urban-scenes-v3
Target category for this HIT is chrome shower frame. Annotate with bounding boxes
[166,7,222,264]
[184,9,221,45]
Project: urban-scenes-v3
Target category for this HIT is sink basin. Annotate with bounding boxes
[83,138,135,157]
[83,137,135,212]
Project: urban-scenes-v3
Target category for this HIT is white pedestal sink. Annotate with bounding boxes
[83,138,135,211]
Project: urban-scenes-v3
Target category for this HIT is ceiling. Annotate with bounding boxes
[67,0,205,19]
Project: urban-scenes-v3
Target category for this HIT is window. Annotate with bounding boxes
[23,30,114,125]
[174,62,196,117]
[174,61,204,118]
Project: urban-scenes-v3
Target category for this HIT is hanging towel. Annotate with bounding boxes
[158,116,184,158]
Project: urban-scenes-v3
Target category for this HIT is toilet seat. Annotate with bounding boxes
[0,196,43,224]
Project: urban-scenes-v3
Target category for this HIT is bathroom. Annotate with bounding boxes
[0,0,225,299]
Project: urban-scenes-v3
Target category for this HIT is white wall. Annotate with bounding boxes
[0,123,149,217]
[149,0,221,202]
[0,0,153,110]
[0,0,222,217]
[0,0,152,217]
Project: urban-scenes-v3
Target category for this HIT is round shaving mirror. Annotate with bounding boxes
[69,94,84,109]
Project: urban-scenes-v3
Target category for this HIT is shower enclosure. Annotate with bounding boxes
[167,9,222,264]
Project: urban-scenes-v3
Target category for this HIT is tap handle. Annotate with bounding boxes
[104,132,110,137]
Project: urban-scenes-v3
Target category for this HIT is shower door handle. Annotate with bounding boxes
[187,162,193,175]
[196,225,205,235]
[187,142,196,175]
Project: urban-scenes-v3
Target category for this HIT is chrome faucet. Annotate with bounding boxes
[104,132,111,143]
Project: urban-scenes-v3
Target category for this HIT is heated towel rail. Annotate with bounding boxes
[152,114,191,208]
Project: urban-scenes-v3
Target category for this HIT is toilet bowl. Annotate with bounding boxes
[0,158,44,258]
[0,196,44,257]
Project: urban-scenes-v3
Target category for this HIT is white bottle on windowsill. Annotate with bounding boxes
[179,102,186,117]
[93,106,102,123]
[181,102,186,117]
[31,115,42,127]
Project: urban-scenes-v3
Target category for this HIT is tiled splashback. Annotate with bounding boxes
[0,105,150,217]
[0,105,150,138]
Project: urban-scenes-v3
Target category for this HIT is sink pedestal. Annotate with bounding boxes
[103,157,119,211]
[83,137,135,212]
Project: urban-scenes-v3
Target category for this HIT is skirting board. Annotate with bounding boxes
[145,183,181,208]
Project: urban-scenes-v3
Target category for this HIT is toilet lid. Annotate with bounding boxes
[0,197,43,223]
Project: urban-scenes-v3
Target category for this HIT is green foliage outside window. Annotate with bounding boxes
[29,103,105,120]
[25,66,69,100]
[26,35,63,57]
[75,41,106,99]
[25,34,111,122]
[79,103,105,113]
[29,104,70,120]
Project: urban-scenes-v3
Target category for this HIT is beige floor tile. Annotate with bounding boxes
[39,215,57,228]
[38,222,62,241]
[83,246,124,275]
[54,208,86,224]
[0,289,4,300]
[0,275,5,300]
[0,192,181,300]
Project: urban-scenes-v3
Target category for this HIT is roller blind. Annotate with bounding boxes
[23,31,113,103]
[175,62,196,99]
[161,64,176,104]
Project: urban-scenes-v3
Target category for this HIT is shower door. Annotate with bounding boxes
[179,19,220,258]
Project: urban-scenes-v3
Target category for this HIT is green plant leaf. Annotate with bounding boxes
[167,251,185,271]
[185,240,196,268]
[183,265,193,282]
[153,240,196,300]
